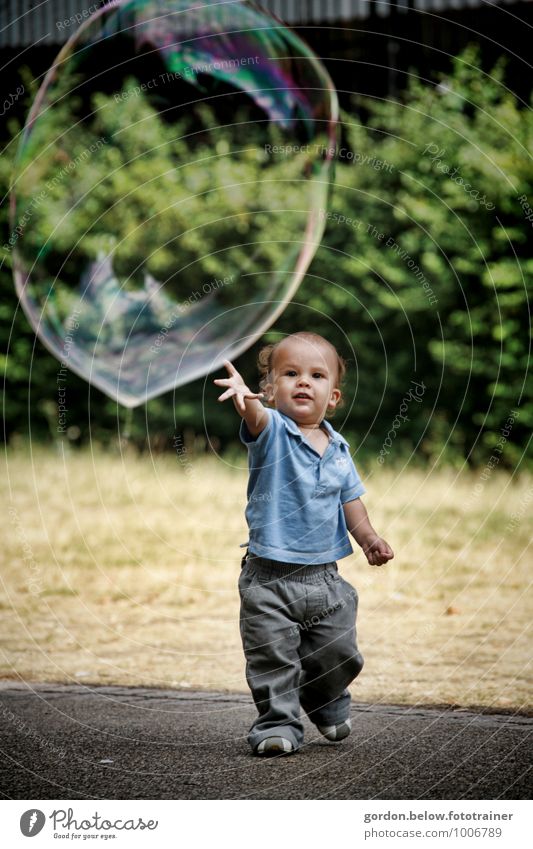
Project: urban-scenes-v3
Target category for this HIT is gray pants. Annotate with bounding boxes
[238,551,364,751]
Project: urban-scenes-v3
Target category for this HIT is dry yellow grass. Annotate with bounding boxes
[2,445,532,711]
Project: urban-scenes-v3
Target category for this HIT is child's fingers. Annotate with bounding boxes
[217,388,235,402]
[222,359,238,375]
[376,552,392,566]
[364,539,393,567]
[370,539,394,560]
[244,391,264,400]
[371,551,389,566]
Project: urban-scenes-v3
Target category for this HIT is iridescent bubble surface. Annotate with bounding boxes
[11,0,338,407]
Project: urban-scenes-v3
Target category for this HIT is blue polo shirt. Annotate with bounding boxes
[239,408,366,564]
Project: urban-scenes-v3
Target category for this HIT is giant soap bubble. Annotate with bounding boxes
[11,0,338,407]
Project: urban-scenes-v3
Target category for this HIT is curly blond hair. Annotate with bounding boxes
[257,332,346,417]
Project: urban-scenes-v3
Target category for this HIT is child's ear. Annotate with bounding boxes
[262,381,275,404]
[328,388,342,409]
[262,372,278,404]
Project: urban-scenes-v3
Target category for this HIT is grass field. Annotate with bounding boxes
[2,445,532,711]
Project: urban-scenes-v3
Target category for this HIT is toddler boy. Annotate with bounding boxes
[214,332,393,756]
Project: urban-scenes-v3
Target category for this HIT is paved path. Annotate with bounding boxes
[0,682,531,799]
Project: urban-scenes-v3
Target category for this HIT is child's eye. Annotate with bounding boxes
[313,373,324,379]
[285,370,297,376]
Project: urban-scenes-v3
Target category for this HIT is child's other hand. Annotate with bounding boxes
[362,536,394,567]
[213,360,264,414]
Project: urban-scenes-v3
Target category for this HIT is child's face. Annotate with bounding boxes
[264,337,341,423]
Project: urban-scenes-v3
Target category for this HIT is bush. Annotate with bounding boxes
[2,48,531,467]
[276,45,532,467]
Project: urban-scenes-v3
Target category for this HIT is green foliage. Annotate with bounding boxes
[295,45,532,467]
[6,61,334,408]
[2,48,532,467]
[13,69,322,309]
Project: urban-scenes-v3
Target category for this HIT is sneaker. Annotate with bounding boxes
[317,718,352,741]
[254,736,295,756]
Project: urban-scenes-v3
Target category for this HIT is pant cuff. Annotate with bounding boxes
[301,697,351,727]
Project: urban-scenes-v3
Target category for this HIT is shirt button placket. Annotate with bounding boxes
[314,459,322,496]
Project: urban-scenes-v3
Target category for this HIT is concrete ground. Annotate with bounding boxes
[0,682,531,800]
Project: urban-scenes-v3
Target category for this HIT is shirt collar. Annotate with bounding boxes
[277,410,349,446]
[321,417,350,446]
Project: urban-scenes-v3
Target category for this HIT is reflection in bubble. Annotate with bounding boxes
[11,0,338,406]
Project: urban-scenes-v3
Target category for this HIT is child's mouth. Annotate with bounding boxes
[293,393,312,400]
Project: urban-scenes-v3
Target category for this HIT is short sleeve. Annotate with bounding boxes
[340,455,366,504]
[239,408,277,455]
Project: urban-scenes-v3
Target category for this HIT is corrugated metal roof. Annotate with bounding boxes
[0,0,527,48]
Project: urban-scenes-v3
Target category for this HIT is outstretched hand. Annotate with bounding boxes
[362,536,394,567]
[213,360,264,414]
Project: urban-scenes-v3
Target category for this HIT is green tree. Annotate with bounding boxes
[286,46,532,467]
[2,48,532,468]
